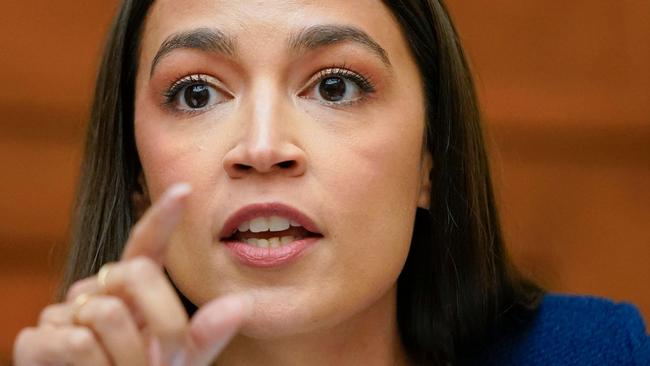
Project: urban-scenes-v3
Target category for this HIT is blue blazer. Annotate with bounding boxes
[475,294,650,365]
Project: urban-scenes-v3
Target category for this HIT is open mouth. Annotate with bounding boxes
[221,215,322,248]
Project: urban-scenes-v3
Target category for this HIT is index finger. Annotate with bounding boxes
[121,182,192,264]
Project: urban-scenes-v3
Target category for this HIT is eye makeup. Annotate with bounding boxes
[307,64,376,94]
[159,73,231,115]
[156,60,379,115]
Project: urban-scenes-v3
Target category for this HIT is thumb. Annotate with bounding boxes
[186,294,252,365]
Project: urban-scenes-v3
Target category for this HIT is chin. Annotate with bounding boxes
[236,294,352,340]
[238,309,317,339]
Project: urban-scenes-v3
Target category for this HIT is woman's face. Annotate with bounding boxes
[134,0,431,338]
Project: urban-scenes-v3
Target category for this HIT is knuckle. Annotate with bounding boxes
[14,327,37,351]
[66,328,96,355]
[94,297,128,324]
[128,256,159,280]
[66,278,96,302]
[38,305,59,324]
[66,281,85,301]
[13,328,38,363]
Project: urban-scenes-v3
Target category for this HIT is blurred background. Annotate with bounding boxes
[1,0,648,362]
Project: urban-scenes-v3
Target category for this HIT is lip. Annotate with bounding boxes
[224,237,321,268]
[218,202,323,268]
[218,202,322,240]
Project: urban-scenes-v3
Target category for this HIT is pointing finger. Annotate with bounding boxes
[122,182,191,264]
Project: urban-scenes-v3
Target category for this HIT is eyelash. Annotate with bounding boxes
[160,64,376,112]
[162,74,215,105]
[310,63,376,95]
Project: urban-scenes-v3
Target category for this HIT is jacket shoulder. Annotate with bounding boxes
[475,294,650,366]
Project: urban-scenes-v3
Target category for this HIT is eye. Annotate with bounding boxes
[182,84,212,109]
[163,75,230,113]
[301,67,375,105]
[319,76,357,102]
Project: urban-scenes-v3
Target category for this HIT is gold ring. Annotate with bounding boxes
[72,293,93,321]
[97,263,113,291]
[74,293,92,308]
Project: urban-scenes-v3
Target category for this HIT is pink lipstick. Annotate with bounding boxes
[218,203,322,268]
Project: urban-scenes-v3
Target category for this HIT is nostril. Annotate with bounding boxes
[234,163,252,171]
[278,160,296,169]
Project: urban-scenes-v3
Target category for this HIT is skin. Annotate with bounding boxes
[14,1,432,365]
[15,186,252,365]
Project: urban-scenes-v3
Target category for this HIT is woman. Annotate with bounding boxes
[13,0,649,365]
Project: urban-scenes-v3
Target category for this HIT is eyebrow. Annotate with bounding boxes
[287,24,391,67]
[150,27,236,77]
[149,24,391,77]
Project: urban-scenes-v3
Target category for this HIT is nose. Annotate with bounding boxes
[222,85,307,179]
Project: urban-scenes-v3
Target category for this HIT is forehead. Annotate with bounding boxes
[140,0,408,66]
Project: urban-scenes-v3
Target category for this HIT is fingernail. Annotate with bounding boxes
[222,293,255,318]
[165,183,192,200]
[157,184,191,226]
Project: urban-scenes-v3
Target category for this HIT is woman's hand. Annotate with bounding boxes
[13,183,250,365]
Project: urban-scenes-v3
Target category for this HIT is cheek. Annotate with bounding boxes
[135,101,181,195]
[134,103,222,196]
[312,107,426,278]
[317,109,426,244]
[135,123,176,194]
[134,105,222,250]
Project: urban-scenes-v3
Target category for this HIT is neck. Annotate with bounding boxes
[215,286,410,366]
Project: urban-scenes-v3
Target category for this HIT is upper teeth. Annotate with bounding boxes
[237,216,302,233]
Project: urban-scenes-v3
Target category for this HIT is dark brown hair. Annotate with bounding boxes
[60,0,543,364]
